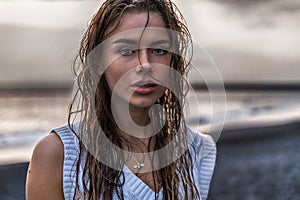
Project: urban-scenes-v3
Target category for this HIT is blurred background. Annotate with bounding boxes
[0,0,299,199]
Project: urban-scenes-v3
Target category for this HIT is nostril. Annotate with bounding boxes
[135,64,153,74]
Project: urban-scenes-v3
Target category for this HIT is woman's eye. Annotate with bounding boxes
[152,48,168,56]
[119,48,135,56]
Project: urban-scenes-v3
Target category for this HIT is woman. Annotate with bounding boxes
[26,0,216,199]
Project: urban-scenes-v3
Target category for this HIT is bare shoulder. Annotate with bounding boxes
[26,132,64,200]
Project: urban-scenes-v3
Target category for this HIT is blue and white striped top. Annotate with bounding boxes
[53,125,216,200]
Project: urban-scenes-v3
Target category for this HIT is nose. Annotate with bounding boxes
[136,49,153,73]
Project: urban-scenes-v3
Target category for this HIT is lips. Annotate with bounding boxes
[131,80,158,87]
[131,80,158,94]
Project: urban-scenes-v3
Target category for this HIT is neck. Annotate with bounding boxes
[126,105,155,150]
[128,104,151,126]
[111,98,155,149]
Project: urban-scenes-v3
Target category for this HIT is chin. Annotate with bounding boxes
[129,101,156,109]
[129,97,159,109]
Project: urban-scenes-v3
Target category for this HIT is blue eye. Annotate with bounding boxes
[152,48,168,56]
[119,48,135,56]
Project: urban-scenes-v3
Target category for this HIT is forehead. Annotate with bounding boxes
[107,12,170,46]
[111,12,166,35]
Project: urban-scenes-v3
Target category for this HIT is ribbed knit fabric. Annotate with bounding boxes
[53,126,79,200]
[53,125,216,200]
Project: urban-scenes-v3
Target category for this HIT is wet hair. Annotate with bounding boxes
[68,0,199,199]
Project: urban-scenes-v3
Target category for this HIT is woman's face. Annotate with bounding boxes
[104,12,171,108]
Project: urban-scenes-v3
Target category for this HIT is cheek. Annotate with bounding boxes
[105,69,118,91]
[152,64,171,84]
[104,56,125,89]
[105,64,129,91]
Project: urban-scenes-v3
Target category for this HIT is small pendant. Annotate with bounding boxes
[133,162,144,169]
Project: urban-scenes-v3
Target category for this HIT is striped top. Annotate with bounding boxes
[53,125,216,200]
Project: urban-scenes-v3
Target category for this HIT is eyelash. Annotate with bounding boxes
[152,48,168,56]
[118,48,136,56]
[118,48,169,56]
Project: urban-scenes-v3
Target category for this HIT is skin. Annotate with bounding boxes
[104,12,171,140]
[104,13,171,189]
[104,12,171,125]
[26,133,64,199]
[26,12,170,198]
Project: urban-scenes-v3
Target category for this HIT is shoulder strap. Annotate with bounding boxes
[198,133,216,200]
[188,129,217,200]
[53,125,79,200]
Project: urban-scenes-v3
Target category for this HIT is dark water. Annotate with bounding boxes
[0,162,28,200]
[209,124,300,200]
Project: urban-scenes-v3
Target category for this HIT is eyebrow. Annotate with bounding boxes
[151,39,171,46]
[111,38,171,46]
[112,38,138,45]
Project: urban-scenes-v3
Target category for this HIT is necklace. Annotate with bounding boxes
[131,156,145,169]
[133,162,145,169]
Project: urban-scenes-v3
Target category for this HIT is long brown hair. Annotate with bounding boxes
[68,0,199,199]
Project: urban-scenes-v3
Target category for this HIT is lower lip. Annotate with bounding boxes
[132,86,157,94]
